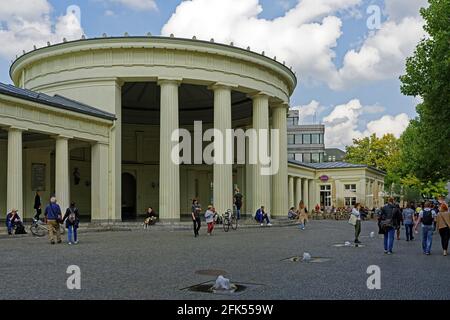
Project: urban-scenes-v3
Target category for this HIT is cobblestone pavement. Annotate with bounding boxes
[1,220,449,300]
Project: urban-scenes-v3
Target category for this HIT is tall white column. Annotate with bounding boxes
[302,178,309,211]
[110,80,122,222]
[158,79,181,221]
[7,128,23,215]
[251,93,270,214]
[211,84,233,214]
[55,136,70,212]
[308,179,316,210]
[288,176,294,209]
[92,142,109,222]
[295,177,302,208]
[271,104,288,217]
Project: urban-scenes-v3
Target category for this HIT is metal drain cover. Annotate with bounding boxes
[181,281,264,296]
[195,269,228,276]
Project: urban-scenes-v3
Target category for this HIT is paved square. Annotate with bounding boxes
[1,220,449,300]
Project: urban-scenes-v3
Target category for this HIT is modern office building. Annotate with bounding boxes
[324,148,346,162]
[287,109,325,163]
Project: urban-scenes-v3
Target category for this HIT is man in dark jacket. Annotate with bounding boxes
[44,196,62,244]
[379,197,400,254]
[63,202,80,245]
[33,191,42,220]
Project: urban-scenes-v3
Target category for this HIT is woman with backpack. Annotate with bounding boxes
[63,202,80,245]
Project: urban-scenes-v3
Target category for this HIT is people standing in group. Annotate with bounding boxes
[436,203,450,256]
[351,203,362,244]
[44,196,62,245]
[205,205,215,236]
[234,188,243,220]
[402,203,415,241]
[378,197,400,255]
[63,202,79,245]
[297,200,308,230]
[191,199,202,237]
[33,191,42,221]
[415,201,437,255]
[255,206,272,226]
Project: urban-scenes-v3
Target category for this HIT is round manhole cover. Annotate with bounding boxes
[195,269,228,276]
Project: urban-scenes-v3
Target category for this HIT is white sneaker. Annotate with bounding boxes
[68,242,72,245]
[260,223,264,227]
[74,241,78,244]
[267,223,272,226]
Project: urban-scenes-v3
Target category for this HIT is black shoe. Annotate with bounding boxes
[51,241,55,245]
[57,240,62,244]
[354,239,361,244]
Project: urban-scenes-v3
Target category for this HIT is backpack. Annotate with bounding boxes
[422,210,433,225]
[68,208,77,223]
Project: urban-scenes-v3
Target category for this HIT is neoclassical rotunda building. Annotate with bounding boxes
[0,36,385,223]
[1,36,295,222]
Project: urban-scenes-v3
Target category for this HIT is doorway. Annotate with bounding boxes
[122,172,137,220]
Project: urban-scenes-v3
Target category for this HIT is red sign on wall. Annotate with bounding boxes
[319,175,329,182]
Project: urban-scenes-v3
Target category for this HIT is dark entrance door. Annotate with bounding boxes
[122,172,136,220]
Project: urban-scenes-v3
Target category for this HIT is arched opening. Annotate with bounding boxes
[122,172,137,220]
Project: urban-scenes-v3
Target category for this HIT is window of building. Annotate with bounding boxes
[294,134,302,144]
[319,134,324,144]
[303,153,311,163]
[345,197,357,206]
[287,134,294,145]
[287,117,298,126]
[294,153,303,162]
[288,153,295,160]
[311,153,320,163]
[303,134,311,144]
[320,185,332,207]
[344,184,357,192]
[311,134,320,144]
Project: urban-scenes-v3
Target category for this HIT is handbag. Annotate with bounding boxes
[348,214,357,226]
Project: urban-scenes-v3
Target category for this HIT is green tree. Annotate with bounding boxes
[399,0,450,182]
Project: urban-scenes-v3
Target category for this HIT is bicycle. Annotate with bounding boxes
[30,218,65,237]
[222,209,238,232]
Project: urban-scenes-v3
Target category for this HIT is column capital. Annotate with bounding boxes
[6,126,27,132]
[207,82,238,91]
[52,134,73,141]
[157,77,182,86]
[247,91,271,100]
[271,102,289,109]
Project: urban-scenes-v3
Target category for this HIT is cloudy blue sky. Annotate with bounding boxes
[0,0,428,148]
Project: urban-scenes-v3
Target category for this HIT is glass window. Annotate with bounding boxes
[288,153,295,160]
[345,197,357,206]
[303,134,311,144]
[294,134,302,144]
[303,153,311,163]
[311,153,320,163]
[319,134,324,144]
[344,184,357,192]
[311,134,320,144]
[294,153,303,162]
[287,134,294,145]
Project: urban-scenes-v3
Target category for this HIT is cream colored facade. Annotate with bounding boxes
[287,162,385,210]
[1,36,385,222]
[2,36,297,222]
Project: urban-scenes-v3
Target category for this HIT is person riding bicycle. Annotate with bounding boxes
[63,202,80,245]
[6,209,27,235]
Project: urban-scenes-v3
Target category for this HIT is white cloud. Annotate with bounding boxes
[0,1,83,60]
[322,99,409,148]
[104,0,157,11]
[104,10,116,17]
[162,0,361,86]
[331,0,428,89]
[292,100,326,123]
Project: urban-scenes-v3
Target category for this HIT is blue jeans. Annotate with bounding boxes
[235,204,241,220]
[421,225,433,254]
[384,227,395,252]
[258,214,270,224]
[67,225,78,243]
[405,223,414,241]
[6,221,13,234]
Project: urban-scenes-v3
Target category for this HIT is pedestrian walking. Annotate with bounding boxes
[63,202,80,245]
[33,191,42,220]
[395,204,403,240]
[435,203,450,256]
[415,201,437,255]
[191,199,201,237]
[44,196,62,245]
[351,203,362,244]
[378,197,400,254]
[297,200,308,230]
[205,205,215,236]
[402,203,415,241]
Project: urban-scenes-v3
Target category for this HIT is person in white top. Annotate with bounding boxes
[352,203,362,244]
